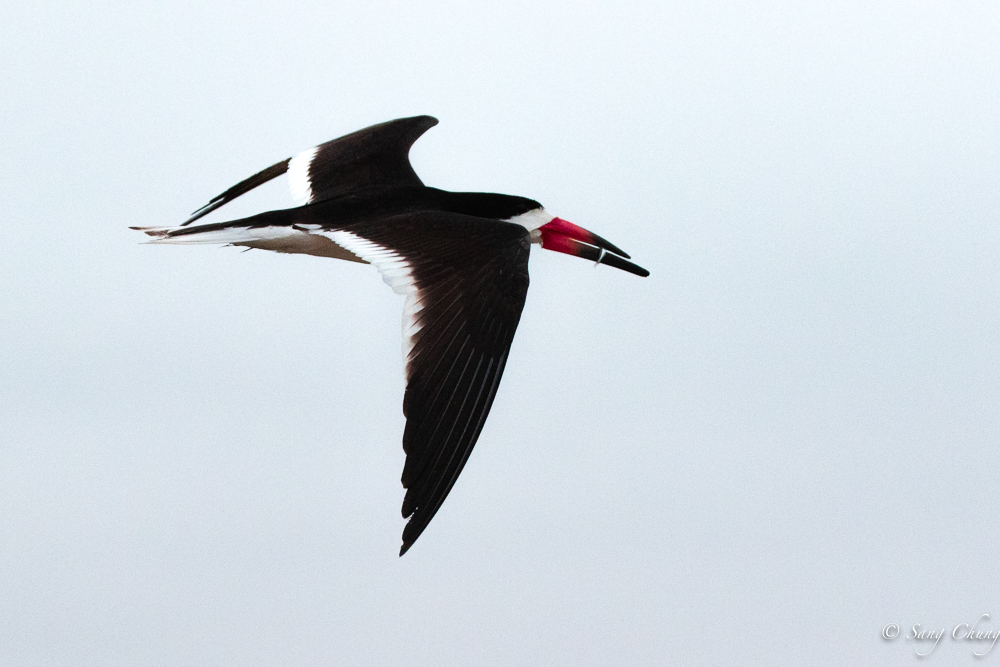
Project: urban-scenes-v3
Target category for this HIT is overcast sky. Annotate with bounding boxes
[3,1,1000,665]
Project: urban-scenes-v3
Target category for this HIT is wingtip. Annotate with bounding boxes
[399,535,418,556]
[409,115,439,137]
[415,114,439,127]
[399,520,418,557]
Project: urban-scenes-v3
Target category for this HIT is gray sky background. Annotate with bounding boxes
[3,1,1000,664]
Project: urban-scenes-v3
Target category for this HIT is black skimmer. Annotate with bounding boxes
[134,116,649,555]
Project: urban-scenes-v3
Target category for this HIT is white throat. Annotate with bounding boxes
[505,208,555,236]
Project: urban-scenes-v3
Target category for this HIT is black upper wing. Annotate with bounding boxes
[293,115,438,204]
[321,212,531,555]
[181,158,292,226]
[181,115,438,226]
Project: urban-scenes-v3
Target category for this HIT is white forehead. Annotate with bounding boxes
[505,207,555,231]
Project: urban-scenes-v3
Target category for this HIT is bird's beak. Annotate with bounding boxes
[537,218,649,277]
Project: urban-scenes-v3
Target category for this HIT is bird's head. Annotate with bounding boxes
[507,205,650,277]
[448,192,649,277]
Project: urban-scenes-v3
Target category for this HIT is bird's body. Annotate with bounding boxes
[134,116,648,555]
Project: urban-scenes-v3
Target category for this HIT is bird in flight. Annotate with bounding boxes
[134,116,648,555]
